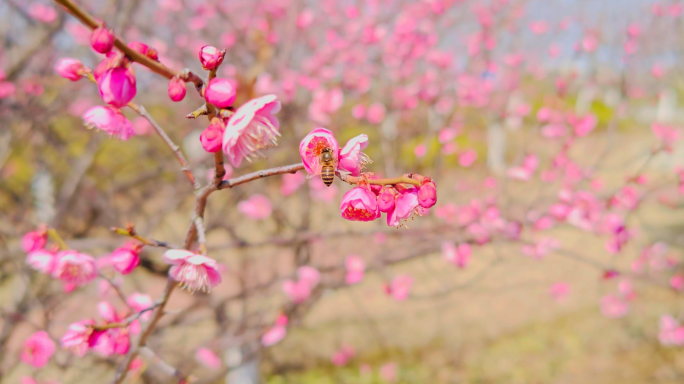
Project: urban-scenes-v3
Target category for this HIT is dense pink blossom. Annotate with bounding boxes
[222,94,281,167]
[83,106,135,140]
[110,243,141,275]
[199,45,224,70]
[237,194,273,219]
[341,186,380,222]
[200,118,225,153]
[204,78,236,108]
[52,251,98,287]
[162,250,222,292]
[22,228,47,252]
[55,58,85,81]
[299,128,339,176]
[21,331,55,368]
[98,66,137,108]
[61,321,97,357]
[338,134,370,176]
[90,26,114,54]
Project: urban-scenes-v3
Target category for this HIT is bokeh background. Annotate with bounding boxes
[3,0,684,383]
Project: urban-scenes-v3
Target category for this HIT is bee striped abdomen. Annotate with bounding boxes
[321,166,335,186]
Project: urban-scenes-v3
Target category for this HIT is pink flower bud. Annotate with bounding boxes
[199,45,224,70]
[90,26,114,54]
[418,181,437,208]
[98,65,136,108]
[377,187,396,213]
[22,229,48,252]
[93,52,118,82]
[110,244,141,275]
[55,58,85,81]
[340,186,380,221]
[128,41,159,61]
[83,106,135,141]
[204,78,236,108]
[200,118,225,153]
[167,76,186,102]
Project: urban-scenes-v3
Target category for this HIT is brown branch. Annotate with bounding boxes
[90,302,161,331]
[218,163,305,189]
[110,226,176,249]
[52,0,202,87]
[127,103,200,190]
[338,173,421,187]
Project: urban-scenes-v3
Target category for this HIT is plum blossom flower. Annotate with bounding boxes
[162,250,222,292]
[110,243,141,275]
[83,106,135,140]
[600,294,629,318]
[388,275,413,301]
[128,41,158,60]
[281,172,306,196]
[204,78,236,108]
[549,283,570,301]
[200,117,225,153]
[27,249,57,274]
[367,103,386,124]
[168,76,186,102]
[199,46,224,70]
[91,302,131,356]
[282,266,320,303]
[387,188,425,228]
[417,180,437,208]
[222,94,281,167]
[98,65,137,108]
[52,251,98,287]
[380,362,398,383]
[61,321,97,357]
[340,186,380,222]
[21,331,55,368]
[331,346,355,366]
[458,150,477,167]
[237,194,273,220]
[377,187,397,213]
[299,128,339,177]
[29,4,57,23]
[195,347,222,370]
[507,154,539,181]
[345,255,365,284]
[55,58,85,81]
[521,238,560,259]
[651,122,681,152]
[127,293,154,321]
[338,134,371,176]
[262,320,287,347]
[308,88,343,124]
[23,228,47,252]
[442,242,471,268]
[90,26,114,54]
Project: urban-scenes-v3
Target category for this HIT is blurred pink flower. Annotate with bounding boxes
[281,171,306,196]
[238,194,273,220]
[442,242,471,268]
[309,178,338,202]
[670,275,684,291]
[23,228,47,252]
[27,249,57,274]
[529,20,549,34]
[331,346,355,366]
[297,8,314,28]
[600,294,629,318]
[261,324,286,347]
[351,104,366,119]
[341,186,380,222]
[521,238,559,259]
[55,58,85,81]
[52,251,98,287]
[61,321,96,357]
[29,4,57,23]
[651,122,680,152]
[83,106,135,140]
[379,362,398,383]
[388,275,413,301]
[162,250,222,292]
[549,282,570,301]
[507,154,539,181]
[127,293,154,321]
[414,144,427,158]
[345,255,365,285]
[581,35,598,53]
[0,82,16,99]
[21,331,55,368]
[110,244,141,275]
[222,94,281,167]
[572,114,597,137]
[458,150,477,167]
[659,315,684,346]
[195,347,222,370]
[367,103,386,124]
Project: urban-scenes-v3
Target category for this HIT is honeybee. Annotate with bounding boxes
[319,147,336,187]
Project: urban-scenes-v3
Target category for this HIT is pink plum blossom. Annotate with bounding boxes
[549,283,570,301]
[200,118,225,153]
[83,106,135,140]
[309,177,338,202]
[204,78,236,108]
[458,150,477,167]
[199,46,224,70]
[261,324,287,347]
[21,331,55,368]
[651,122,681,152]
[331,346,355,366]
[162,249,222,292]
[338,134,370,176]
[442,242,471,268]
[380,362,398,383]
[195,348,222,369]
[299,128,339,176]
[127,293,154,321]
[388,275,413,301]
[110,243,141,275]
[238,194,273,220]
[90,26,114,54]
[222,94,281,167]
[281,171,306,196]
[23,228,47,252]
[168,76,186,102]
[98,66,137,108]
[659,315,684,346]
[27,249,57,274]
[29,4,57,23]
[341,186,380,222]
[61,321,97,357]
[52,251,98,287]
[600,294,629,318]
[55,58,85,81]
[367,103,386,124]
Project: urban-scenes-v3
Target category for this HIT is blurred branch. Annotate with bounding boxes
[111,226,177,249]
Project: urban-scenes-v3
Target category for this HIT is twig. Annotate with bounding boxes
[99,273,133,310]
[110,226,177,249]
[90,302,161,331]
[338,173,421,187]
[47,228,68,250]
[139,346,190,382]
[194,217,207,254]
[127,103,200,190]
[218,163,305,189]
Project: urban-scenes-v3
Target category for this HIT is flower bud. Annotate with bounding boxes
[55,58,85,81]
[110,244,141,275]
[377,187,396,213]
[98,65,136,108]
[204,78,236,108]
[167,76,186,102]
[127,41,159,61]
[199,45,224,70]
[200,118,225,153]
[418,180,437,208]
[90,26,114,54]
[22,229,48,253]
